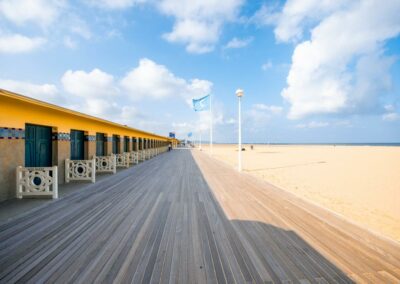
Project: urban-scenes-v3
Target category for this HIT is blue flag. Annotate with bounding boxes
[192,95,210,112]
[188,132,192,137]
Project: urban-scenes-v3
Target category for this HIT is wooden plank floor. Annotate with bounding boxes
[0,150,397,283]
[192,150,400,284]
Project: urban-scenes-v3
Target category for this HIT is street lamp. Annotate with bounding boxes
[236,88,244,172]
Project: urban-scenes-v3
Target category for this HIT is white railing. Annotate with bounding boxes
[146,149,151,160]
[129,151,139,165]
[16,166,58,199]
[95,155,116,174]
[65,159,95,183]
[115,153,130,168]
[138,150,145,162]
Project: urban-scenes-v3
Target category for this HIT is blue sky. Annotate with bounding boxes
[1,0,400,143]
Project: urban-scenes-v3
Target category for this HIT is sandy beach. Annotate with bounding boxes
[200,144,400,242]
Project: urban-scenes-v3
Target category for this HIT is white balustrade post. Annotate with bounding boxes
[65,159,70,183]
[16,166,22,199]
[113,155,117,174]
[91,158,96,183]
[53,166,58,199]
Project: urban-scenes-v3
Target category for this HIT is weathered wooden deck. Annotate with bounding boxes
[0,150,399,283]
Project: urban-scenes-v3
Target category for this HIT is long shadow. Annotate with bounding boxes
[186,151,354,283]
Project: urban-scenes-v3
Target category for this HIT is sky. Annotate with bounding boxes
[0,0,400,143]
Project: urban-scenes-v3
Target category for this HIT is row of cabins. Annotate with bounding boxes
[0,89,178,201]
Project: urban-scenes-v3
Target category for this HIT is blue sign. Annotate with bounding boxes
[169,132,175,138]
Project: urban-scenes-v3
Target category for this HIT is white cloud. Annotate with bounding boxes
[158,0,244,53]
[225,118,236,124]
[224,37,252,49]
[85,0,146,9]
[0,0,62,27]
[0,34,46,53]
[382,105,400,121]
[69,17,92,40]
[61,69,118,98]
[250,4,279,27]
[261,61,273,71]
[384,104,396,113]
[278,0,400,119]
[253,104,283,114]
[245,104,284,129]
[273,0,348,43]
[296,121,329,128]
[121,58,212,102]
[382,113,400,122]
[63,36,77,49]
[0,79,59,103]
[83,98,121,117]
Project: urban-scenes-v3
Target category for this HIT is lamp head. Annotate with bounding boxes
[236,89,244,97]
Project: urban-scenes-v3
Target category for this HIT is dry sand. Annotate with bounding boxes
[199,144,400,242]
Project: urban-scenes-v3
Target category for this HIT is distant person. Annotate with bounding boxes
[168,144,172,151]
[251,145,254,150]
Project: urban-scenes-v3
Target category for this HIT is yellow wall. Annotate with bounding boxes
[0,90,175,142]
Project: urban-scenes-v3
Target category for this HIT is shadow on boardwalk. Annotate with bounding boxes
[0,150,364,283]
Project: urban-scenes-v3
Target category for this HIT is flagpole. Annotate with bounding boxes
[210,94,213,155]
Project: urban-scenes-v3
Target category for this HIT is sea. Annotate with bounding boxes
[212,143,400,147]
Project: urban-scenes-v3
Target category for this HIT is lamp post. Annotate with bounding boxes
[236,89,244,172]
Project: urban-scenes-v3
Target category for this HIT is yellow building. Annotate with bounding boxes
[0,89,178,201]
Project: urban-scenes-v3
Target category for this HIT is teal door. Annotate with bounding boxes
[124,136,129,152]
[112,135,120,154]
[70,130,85,160]
[96,133,105,156]
[25,124,52,167]
[132,137,136,151]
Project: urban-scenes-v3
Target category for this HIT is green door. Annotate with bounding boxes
[112,135,120,154]
[124,136,129,152]
[96,133,105,156]
[132,137,136,151]
[25,124,52,167]
[70,130,85,160]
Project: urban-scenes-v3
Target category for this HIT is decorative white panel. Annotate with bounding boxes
[138,150,145,162]
[129,151,139,165]
[115,153,130,168]
[65,159,95,183]
[16,166,58,199]
[95,155,116,174]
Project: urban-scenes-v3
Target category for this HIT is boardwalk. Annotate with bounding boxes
[0,150,399,283]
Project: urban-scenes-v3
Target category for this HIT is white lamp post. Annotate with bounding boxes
[236,89,244,172]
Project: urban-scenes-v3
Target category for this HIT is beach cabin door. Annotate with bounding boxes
[25,124,52,167]
[132,137,137,151]
[96,133,105,156]
[124,136,129,152]
[112,135,120,154]
[70,130,85,160]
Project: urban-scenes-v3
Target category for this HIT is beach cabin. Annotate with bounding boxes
[0,89,178,201]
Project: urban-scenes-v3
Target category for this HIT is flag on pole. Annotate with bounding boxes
[192,94,212,155]
[188,132,192,137]
[192,95,210,112]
